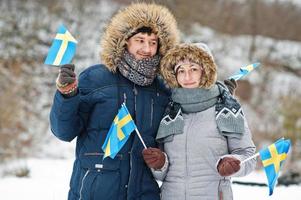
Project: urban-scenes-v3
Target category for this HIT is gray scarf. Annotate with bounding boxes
[117,51,160,86]
[172,86,220,113]
[156,83,245,143]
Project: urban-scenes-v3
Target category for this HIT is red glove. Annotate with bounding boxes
[217,157,241,176]
[142,147,165,170]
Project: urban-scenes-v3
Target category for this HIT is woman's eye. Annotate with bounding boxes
[191,67,201,72]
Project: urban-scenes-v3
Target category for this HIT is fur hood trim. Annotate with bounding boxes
[100,3,180,72]
[160,43,217,89]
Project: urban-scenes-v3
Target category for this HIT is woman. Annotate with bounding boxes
[142,43,256,200]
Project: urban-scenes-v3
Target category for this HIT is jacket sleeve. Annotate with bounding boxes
[220,118,257,177]
[49,90,87,142]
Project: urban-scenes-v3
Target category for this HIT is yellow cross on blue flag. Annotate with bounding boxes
[259,138,291,195]
[44,24,77,66]
[102,103,137,159]
[229,62,261,80]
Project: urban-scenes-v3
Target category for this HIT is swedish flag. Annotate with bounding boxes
[229,62,260,80]
[102,103,137,159]
[259,138,291,195]
[44,24,77,66]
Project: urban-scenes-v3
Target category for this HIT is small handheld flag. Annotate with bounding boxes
[229,62,260,80]
[44,24,77,66]
[259,138,291,195]
[102,103,138,159]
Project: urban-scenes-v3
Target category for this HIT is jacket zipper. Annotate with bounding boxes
[133,84,137,116]
[79,170,90,200]
[84,152,103,156]
[123,93,127,104]
[185,119,188,199]
[127,84,138,194]
[150,98,154,128]
[185,115,195,199]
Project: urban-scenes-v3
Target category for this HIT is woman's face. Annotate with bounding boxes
[175,62,203,88]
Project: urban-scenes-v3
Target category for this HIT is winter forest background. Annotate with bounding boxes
[0,0,301,199]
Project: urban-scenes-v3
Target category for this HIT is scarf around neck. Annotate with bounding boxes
[117,50,160,86]
[156,83,245,143]
[172,85,220,113]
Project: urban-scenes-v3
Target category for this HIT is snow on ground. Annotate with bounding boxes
[0,158,72,200]
[232,171,301,200]
[0,158,300,200]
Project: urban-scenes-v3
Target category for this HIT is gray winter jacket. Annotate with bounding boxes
[152,106,256,200]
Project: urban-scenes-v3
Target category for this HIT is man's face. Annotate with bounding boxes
[126,32,158,60]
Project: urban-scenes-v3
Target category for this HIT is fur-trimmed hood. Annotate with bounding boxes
[100,3,180,72]
[160,43,217,89]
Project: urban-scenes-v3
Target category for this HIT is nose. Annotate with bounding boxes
[142,43,151,54]
[184,71,192,81]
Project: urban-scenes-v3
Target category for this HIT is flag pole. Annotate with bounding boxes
[240,152,259,164]
[121,103,147,149]
[134,128,147,149]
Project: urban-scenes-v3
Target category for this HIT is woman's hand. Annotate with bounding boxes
[217,156,241,176]
[142,147,166,170]
[224,79,237,95]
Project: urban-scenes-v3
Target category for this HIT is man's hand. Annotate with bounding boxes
[142,147,165,170]
[57,64,76,86]
[217,156,240,176]
[56,64,78,96]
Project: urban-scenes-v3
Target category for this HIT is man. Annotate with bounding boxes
[50,3,180,200]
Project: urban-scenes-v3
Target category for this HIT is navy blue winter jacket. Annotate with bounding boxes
[50,64,170,200]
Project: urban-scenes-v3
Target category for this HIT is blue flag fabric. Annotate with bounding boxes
[259,138,291,195]
[44,24,77,66]
[229,62,260,80]
[102,103,137,159]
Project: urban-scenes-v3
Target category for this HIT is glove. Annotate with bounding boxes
[56,64,78,97]
[217,156,241,176]
[142,147,166,170]
[224,79,237,95]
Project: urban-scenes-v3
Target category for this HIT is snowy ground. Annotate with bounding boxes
[0,159,72,200]
[0,158,300,200]
[233,171,301,200]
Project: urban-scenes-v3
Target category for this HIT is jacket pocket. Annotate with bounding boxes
[79,152,121,170]
[78,169,121,200]
[78,153,122,200]
[79,170,92,200]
